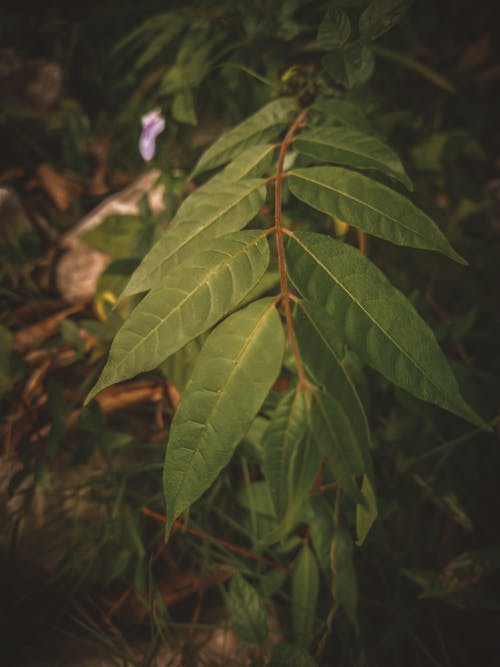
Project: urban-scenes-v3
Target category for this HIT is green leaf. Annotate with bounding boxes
[317,8,351,49]
[86,231,270,402]
[344,42,375,88]
[293,301,373,477]
[263,388,321,533]
[322,49,350,87]
[288,167,465,262]
[114,13,188,62]
[215,143,276,182]
[160,25,225,95]
[121,178,266,298]
[226,574,268,645]
[172,89,197,125]
[287,231,485,427]
[163,299,285,537]
[160,334,206,393]
[356,474,377,545]
[292,544,319,647]
[310,96,372,133]
[331,525,359,632]
[359,0,413,41]
[191,98,296,177]
[269,643,319,667]
[302,497,334,577]
[311,390,365,503]
[294,127,412,189]
[237,479,279,542]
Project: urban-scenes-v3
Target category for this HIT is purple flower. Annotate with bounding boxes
[139,108,165,161]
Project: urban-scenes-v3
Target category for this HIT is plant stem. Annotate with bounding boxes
[274,107,309,389]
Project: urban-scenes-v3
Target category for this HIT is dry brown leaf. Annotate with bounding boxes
[35,163,82,211]
[13,303,85,352]
[95,378,165,413]
[87,136,111,196]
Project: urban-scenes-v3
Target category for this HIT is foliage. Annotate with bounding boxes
[1,1,499,666]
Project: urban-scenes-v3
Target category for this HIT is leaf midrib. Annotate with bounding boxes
[169,301,277,513]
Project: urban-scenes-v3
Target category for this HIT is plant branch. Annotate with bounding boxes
[274,108,310,389]
[141,506,286,569]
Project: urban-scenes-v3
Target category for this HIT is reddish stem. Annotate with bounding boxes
[274,108,310,389]
[141,506,286,569]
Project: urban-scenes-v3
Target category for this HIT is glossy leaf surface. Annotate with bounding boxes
[163,299,284,536]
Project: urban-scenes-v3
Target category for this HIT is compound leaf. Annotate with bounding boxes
[287,231,485,427]
[163,298,284,537]
[288,167,465,263]
[86,231,270,402]
[294,127,412,189]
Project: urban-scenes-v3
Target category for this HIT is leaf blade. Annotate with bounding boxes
[292,544,319,647]
[294,127,412,189]
[263,388,321,533]
[287,231,484,427]
[191,97,296,177]
[288,166,465,263]
[163,298,285,537]
[86,231,270,402]
[226,574,268,645]
[311,390,365,503]
[293,300,373,478]
[121,178,266,298]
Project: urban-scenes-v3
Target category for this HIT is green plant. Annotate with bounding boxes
[80,3,491,658]
[3,1,499,664]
